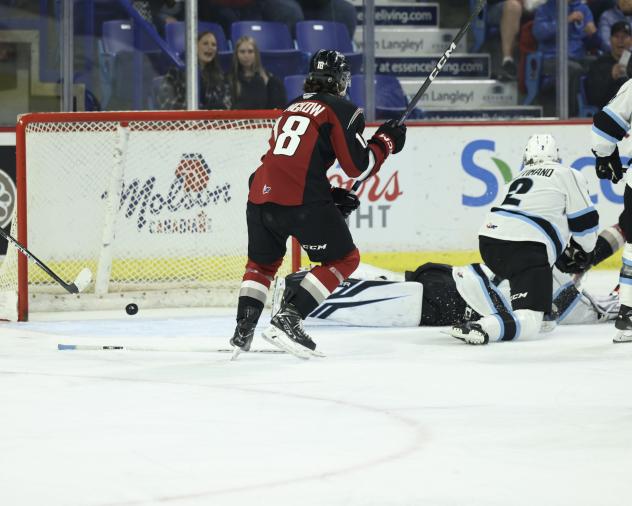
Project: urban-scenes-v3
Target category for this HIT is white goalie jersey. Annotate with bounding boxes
[479,161,599,265]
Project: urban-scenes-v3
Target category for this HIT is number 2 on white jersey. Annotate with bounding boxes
[272,115,310,156]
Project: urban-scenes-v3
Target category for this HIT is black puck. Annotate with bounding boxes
[125,303,138,315]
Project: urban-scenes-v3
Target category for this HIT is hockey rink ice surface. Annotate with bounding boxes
[1,271,631,506]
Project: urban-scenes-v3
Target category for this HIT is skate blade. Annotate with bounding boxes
[309,348,326,358]
[261,328,311,360]
[448,328,488,345]
[613,331,632,343]
[230,347,242,361]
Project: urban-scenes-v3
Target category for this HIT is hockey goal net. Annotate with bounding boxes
[0,110,299,321]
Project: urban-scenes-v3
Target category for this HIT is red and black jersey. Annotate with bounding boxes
[248,92,387,206]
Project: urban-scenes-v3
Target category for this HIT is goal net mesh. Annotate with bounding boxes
[0,113,293,319]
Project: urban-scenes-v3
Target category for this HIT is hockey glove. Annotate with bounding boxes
[331,187,360,218]
[369,120,407,156]
[593,146,624,183]
[555,238,595,274]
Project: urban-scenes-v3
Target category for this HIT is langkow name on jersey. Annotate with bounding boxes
[101,153,232,234]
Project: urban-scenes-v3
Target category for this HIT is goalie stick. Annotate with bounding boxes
[58,343,285,353]
[0,228,92,294]
[352,0,487,192]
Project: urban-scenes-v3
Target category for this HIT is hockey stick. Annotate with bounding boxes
[0,228,92,294]
[396,0,486,126]
[58,343,285,353]
[351,0,487,192]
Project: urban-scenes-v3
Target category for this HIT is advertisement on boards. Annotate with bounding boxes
[2,121,622,266]
[0,131,16,255]
[330,122,619,257]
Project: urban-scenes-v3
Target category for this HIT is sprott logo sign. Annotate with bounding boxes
[0,169,16,228]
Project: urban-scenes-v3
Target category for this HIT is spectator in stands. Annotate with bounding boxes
[488,0,525,80]
[155,0,184,34]
[586,20,632,108]
[229,36,287,109]
[156,31,231,110]
[598,0,632,51]
[588,0,617,22]
[533,0,602,116]
[132,0,178,33]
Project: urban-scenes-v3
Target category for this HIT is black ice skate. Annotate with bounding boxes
[261,303,325,359]
[614,304,632,343]
[230,306,260,354]
[450,321,489,345]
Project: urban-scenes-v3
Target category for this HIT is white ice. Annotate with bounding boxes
[1,270,632,506]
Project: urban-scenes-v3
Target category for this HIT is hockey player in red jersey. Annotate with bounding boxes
[230,49,407,358]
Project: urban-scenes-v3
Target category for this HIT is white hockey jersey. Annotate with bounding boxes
[479,161,599,264]
[591,79,632,157]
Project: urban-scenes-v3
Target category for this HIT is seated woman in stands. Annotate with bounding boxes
[156,31,231,110]
[228,36,287,109]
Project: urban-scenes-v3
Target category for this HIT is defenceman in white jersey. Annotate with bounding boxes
[591,79,632,342]
[449,134,599,344]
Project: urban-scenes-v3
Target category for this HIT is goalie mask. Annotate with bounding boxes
[307,49,351,96]
[523,134,560,165]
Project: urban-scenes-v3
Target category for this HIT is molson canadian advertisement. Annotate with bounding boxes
[330,121,626,270]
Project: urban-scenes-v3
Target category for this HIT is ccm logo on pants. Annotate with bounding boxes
[302,244,327,251]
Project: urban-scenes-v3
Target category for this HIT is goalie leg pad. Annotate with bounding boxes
[452,263,512,318]
[309,278,423,327]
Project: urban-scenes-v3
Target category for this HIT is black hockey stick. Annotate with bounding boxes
[58,343,285,353]
[396,0,487,126]
[352,0,487,191]
[0,228,92,294]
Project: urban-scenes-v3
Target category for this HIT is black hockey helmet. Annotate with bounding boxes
[306,49,351,95]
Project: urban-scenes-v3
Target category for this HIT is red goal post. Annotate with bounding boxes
[1,110,301,321]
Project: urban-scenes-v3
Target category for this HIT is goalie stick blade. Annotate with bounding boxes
[57,343,286,353]
[72,268,93,293]
[231,347,242,361]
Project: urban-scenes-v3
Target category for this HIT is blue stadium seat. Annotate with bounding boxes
[261,50,309,81]
[295,21,363,73]
[296,20,354,52]
[230,21,294,50]
[100,20,169,110]
[102,19,135,54]
[165,21,229,57]
[284,75,307,101]
[349,74,417,120]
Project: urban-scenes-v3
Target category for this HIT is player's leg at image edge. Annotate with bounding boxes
[614,244,632,342]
